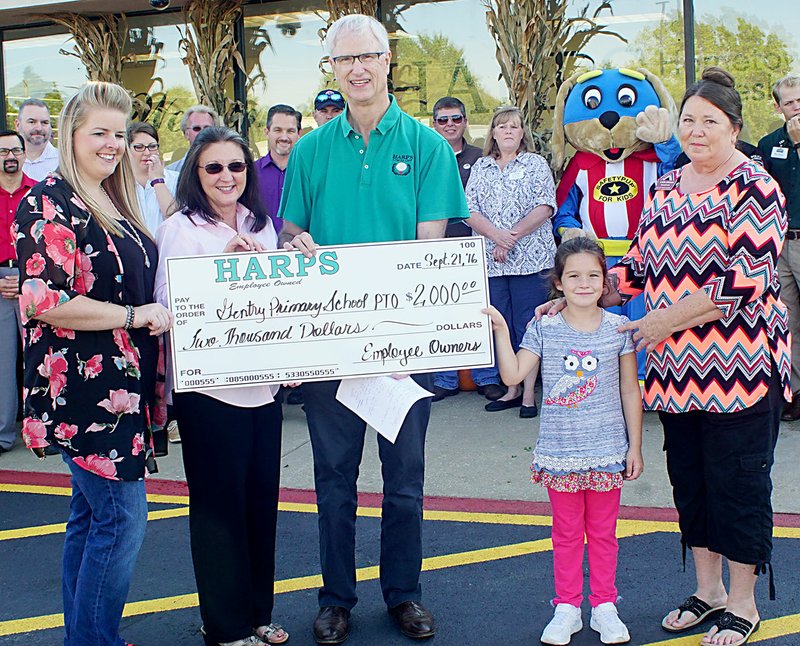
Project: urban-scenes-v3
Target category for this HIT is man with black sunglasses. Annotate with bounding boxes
[279,14,469,646]
[313,89,346,126]
[166,105,219,172]
[0,129,36,456]
[430,97,506,402]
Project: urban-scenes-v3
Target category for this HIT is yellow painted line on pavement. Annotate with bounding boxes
[0,482,189,505]
[0,508,189,542]
[643,612,800,644]
[0,537,553,636]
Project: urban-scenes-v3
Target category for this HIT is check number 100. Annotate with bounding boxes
[406,281,478,307]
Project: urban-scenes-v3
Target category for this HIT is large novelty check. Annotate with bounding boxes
[167,238,494,392]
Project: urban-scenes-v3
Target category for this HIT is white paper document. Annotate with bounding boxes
[335,376,433,443]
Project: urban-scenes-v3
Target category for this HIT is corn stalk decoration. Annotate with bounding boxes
[178,0,268,132]
[46,13,129,84]
[483,0,624,156]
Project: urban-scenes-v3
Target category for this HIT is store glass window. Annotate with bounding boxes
[3,29,85,137]
[688,0,796,143]
[123,16,203,164]
[383,0,506,147]
[244,2,329,155]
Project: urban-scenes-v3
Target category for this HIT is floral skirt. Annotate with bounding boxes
[531,469,623,493]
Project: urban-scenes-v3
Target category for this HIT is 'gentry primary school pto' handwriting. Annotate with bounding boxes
[166,238,494,392]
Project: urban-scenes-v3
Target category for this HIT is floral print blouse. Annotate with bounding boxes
[465,152,558,277]
[15,175,159,481]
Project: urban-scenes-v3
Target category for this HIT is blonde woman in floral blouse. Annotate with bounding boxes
[15,83,172,646]
[465,106,558,418]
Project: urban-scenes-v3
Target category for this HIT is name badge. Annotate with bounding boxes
[772,146,789,159]
[508,169,525,180]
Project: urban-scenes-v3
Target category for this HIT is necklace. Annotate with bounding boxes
[99,186,150,269]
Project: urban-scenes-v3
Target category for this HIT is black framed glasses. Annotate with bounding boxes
[316,91,343,102]
[0,147,24,156]
[199,161,247,174]
[434,115,465,125]
[188,125,211,133]
[330,52,386,66]
[131,143,159,152]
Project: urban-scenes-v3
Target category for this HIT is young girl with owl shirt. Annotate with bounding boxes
[484,237,643,645]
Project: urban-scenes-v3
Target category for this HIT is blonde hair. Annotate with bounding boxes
[58,82,148,238]
[483,106,534,158]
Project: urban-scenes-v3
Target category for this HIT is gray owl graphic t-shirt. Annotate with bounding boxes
[520,310,635,475]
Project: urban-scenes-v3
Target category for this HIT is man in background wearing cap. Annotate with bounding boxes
[429,96,506,403]
[313,89,345,126]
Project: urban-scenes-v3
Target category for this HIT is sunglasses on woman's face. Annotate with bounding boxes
[199,161,247,174]
[435,115,465,125]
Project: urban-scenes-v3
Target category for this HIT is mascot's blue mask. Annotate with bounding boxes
[563,68,661,129]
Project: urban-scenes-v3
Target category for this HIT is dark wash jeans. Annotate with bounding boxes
[62,454,148,646]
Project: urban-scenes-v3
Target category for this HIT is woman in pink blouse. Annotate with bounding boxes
[154,127,289,646]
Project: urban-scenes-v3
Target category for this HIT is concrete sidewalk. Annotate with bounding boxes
[2,388,799,513]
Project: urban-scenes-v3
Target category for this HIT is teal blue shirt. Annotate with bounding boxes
[279,95,469,245]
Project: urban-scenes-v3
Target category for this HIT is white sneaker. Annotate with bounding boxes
[540,603,582,645]
[590,602,630,644]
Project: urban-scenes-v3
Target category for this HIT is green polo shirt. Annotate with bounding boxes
[279,95,469,245]
[758,125,800,229]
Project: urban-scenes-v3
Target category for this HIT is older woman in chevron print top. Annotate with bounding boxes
[608,67,787,646]
[539,65,788,646]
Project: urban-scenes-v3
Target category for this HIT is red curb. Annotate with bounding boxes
[3,469,799,528]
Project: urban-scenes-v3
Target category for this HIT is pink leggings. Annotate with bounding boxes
[547,487,621,608]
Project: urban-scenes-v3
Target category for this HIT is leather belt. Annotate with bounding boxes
[0,259,17,268]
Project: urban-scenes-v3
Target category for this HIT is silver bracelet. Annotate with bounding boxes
[123,304,135,330]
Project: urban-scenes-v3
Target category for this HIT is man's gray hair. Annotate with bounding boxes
[179,105,219,132]
[18,98,50,118]
[325,14,389,56]
[772,73,800,105]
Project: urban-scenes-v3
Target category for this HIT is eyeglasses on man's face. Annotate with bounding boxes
[131,143,159,152]
[330,52,386,67]
[0,147,24,157]
[188,125,212,133]
[434,115,465,125]
[199,161,247,175]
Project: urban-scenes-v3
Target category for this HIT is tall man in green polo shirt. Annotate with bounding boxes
[759,73,800,420]
[278,13,469,645]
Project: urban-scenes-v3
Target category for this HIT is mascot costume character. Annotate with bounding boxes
[551,67,680,379]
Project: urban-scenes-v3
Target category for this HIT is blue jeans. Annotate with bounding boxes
[303,375,431,609]
[433,366,499,390]
[62,454,148,646]
[489,271,551,351]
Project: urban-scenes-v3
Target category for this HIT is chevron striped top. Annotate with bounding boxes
[610,161,791,413]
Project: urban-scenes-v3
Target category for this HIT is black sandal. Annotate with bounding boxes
[661,595,725,633]
[705,612,760,646]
